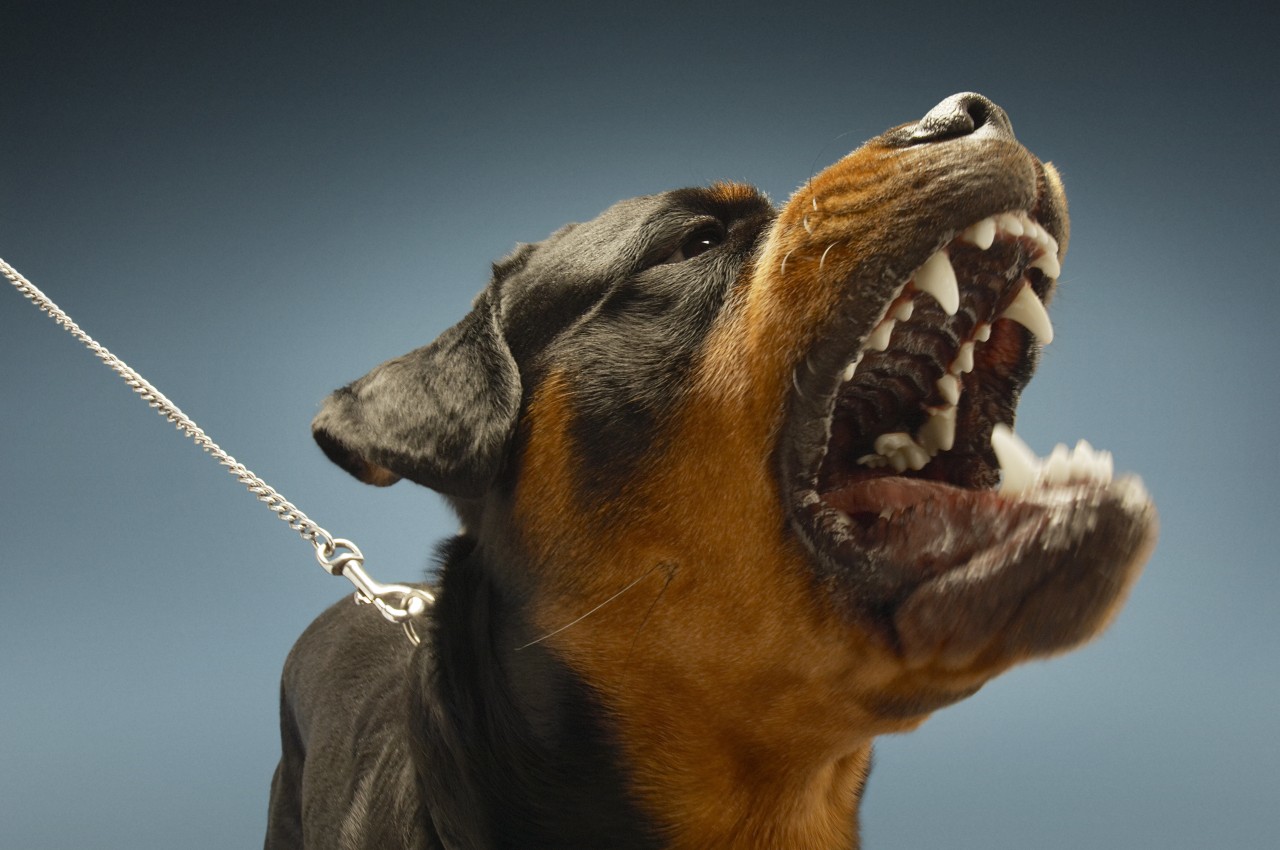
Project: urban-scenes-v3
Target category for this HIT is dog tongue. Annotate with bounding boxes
[823,475,961,519]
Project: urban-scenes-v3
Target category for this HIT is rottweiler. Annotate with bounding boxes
[266,92,1157,850]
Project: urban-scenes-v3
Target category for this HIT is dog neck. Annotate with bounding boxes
[412,536,872,850]
[410,536,665,849]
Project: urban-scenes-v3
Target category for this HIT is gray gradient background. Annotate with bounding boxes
[2,2,1275,848]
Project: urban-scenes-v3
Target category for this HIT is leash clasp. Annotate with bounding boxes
[314,536,434,645]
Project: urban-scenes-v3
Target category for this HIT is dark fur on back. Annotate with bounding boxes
[268,536,664,849]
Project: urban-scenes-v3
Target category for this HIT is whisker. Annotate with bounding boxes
[514,562,673,651]
[623,562,678,670]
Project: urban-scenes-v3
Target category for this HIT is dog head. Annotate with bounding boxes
[313,92,1156,845]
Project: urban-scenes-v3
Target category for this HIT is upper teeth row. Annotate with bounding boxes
[960,211,1061,278]
[850,212,1060,473]
[991,424,1114,494]
[857,211,1057,359]
[919,210,1060,322]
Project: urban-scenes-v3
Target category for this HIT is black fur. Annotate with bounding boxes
[409,538,663,849]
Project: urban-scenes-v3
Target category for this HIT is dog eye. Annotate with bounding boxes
[661,225,726,264]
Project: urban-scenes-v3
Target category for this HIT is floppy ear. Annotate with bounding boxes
[311,293,521,498]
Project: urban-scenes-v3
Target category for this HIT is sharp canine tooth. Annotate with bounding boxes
[991,424,1040,495]
[866,318,895,351]
[1001,283,1055,344]
[963,217,997,250]
[914,250,960,316]
[992,426,1117,495]
[936,373,960,405]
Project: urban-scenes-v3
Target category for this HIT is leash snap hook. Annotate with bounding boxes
[316,536,433,645]
[353,576,434,647]
[313,535,363,576]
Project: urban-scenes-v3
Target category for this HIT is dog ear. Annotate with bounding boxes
[311,293,521,498]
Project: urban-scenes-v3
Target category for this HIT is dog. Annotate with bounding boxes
[265,93,1157,850]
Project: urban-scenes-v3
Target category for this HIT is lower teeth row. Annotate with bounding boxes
[991,425,1114,494]
[854,329,983,473]
[856,423,1116,494]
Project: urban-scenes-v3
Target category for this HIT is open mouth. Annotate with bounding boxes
[827,212,1063,479]
[782,206,1152,659]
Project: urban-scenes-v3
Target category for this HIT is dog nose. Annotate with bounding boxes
[911,92,1015,143]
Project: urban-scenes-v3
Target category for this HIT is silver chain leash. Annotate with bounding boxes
[2,255,433,643]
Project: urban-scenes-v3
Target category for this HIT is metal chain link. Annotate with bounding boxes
[2,255,433,642]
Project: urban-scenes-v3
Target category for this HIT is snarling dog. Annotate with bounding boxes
[266,93,1157,850]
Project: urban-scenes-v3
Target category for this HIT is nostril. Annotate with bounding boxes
[964,96,993,130]
[912,92,1015,144]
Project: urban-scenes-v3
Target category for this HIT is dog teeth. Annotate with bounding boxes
[991,424,1114,495]
[913,250,961,316]
[936,373,961,406]
[965,211,1061,278]
[991,424,1042,494]
[962,218,997,250]
[858,422,1116,495]
[917,405,957,454]
[997,212,1025,237]
[1000,283,1055,344]
[866,317,896,352]
[1030,250,1061,279]
[846,211,1065,476]
[1072,439,1113,482]
[870,432,932,472]
[852,210,1059,365]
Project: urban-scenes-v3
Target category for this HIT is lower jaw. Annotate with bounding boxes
[789,424,1135,646]
[795,480,1029,615]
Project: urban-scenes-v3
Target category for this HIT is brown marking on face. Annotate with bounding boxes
[707,180,765,208]
[355,461,403,487]
[741,135,1045,377]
